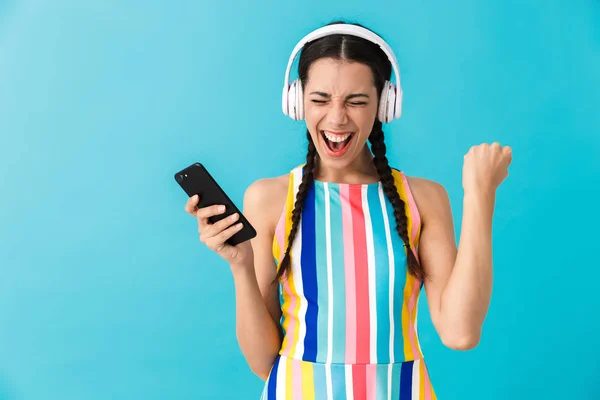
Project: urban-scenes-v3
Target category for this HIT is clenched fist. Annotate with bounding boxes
[463,142,512,194]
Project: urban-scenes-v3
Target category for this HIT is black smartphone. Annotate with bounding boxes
[174,162,257,246]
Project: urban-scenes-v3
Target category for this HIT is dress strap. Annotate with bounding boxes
[391,168,422,257]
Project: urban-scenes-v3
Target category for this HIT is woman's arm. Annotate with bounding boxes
[412,143,511,350]
[231,178,286,379]
[415,181,495,349]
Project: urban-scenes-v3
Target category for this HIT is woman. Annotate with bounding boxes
[185,21,512,399]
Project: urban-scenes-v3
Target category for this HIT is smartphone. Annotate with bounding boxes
[174,162,257,246]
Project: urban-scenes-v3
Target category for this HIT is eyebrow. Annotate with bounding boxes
[309,91,370,100]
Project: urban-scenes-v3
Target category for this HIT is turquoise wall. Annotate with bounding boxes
[1,1,598,398]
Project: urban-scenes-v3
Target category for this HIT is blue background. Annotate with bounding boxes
[1,1,599,399]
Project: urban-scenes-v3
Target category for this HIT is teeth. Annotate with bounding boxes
[323,131,351,143]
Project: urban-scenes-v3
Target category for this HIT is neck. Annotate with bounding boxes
[313,145,379,184]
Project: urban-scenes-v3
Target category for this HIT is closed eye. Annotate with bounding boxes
[309,91,370,105]
[310,100,367,106]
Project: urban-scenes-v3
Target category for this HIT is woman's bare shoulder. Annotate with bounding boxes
[243,174,290,231]
[245,174,289,203]
[404,175,445,194]
[404,175,451,221]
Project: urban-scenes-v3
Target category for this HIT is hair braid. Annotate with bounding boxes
[274,130,317,282]
[369,121,426,281]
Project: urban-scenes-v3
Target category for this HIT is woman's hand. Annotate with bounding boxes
[463,142,512,195]
[185,194,254,269]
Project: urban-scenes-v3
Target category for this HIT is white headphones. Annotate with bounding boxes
[282,24,403,123]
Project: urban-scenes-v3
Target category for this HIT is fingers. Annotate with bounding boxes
[200,212,239,237]
[201,219,244,253]
[196,203,225,221]
[182,195,244,258]
[505,147,513,164]
[184,194,227,230]
[185,195,200,216]
[468,142,512,156]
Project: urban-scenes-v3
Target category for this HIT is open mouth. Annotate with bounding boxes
[321,130,353,156]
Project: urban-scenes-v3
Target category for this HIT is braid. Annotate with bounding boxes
[369,121,426,281]
[274,129,317,283]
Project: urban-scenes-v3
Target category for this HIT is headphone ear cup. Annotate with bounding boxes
[287,79,298,120]
[395,86,403,119]
[378,81,390,122]
[296,79,304,120]
[287,79,304,120]
[386,81,396,122]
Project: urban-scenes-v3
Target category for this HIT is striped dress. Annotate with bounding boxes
[261,165,437,400]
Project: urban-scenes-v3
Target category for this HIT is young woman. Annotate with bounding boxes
[185,21,512,399]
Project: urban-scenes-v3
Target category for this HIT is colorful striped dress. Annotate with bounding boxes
[260,165,437,400]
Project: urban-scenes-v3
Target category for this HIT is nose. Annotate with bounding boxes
[326,99,348,126]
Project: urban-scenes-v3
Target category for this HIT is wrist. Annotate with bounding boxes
[230,261,255,279]
[463,188,496,217]
[464,186,496,201]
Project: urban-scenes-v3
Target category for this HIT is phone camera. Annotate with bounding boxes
[176,174,184,183]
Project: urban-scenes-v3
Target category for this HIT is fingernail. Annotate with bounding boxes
[236,223,243,229]
[219,205,225,212]
[230,213,239,221]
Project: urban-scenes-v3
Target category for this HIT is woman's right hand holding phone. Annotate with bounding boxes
[185,194,254,270]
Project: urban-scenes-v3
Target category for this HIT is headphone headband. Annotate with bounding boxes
[282,24,403,120]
